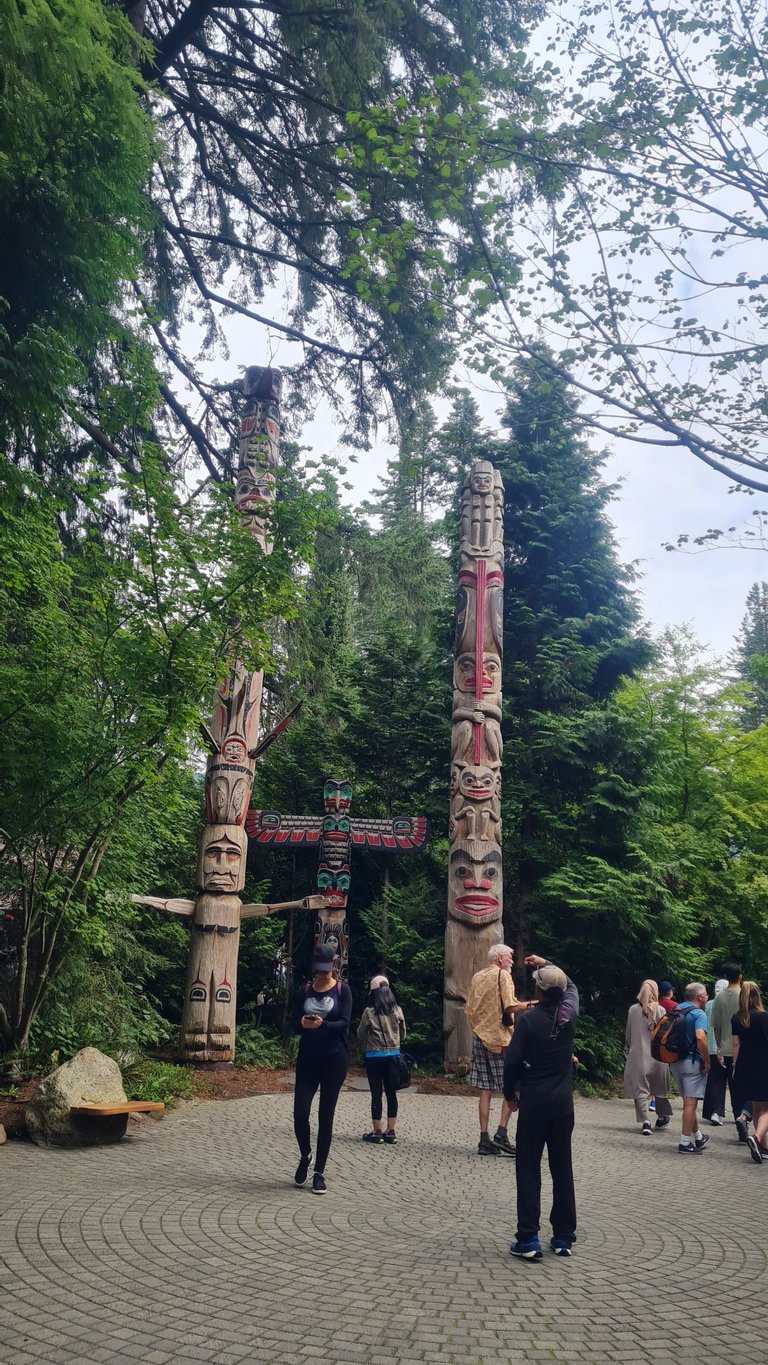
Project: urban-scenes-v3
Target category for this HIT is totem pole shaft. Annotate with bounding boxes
[132,368,282,1063]
[444,461,505,1073]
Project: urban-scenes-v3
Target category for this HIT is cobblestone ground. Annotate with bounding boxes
[1,1089,766,1365]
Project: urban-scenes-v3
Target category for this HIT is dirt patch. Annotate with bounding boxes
[411,1074,470,1096]
[0,1064,472,1140]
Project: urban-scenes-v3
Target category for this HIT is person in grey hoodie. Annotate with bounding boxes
[357,975,406,1145]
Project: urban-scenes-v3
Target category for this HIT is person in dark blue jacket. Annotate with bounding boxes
[504,954,579,1261]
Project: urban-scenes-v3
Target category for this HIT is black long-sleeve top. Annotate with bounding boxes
[292,981,352,1059]
[503,973,579,1117]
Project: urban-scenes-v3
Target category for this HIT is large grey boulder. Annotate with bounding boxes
[26,1047,129,1147]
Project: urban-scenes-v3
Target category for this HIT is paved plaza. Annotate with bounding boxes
[1,1087,766,1364]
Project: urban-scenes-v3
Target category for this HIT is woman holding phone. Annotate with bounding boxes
[292,943,352,1195]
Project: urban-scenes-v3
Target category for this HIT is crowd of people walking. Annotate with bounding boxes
[622,964,768,1164]
[289,940,766,1265]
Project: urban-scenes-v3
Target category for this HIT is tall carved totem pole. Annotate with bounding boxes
[133,368,323,1062]
[444,461,505,1072]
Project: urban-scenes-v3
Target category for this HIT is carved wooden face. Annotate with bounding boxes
[470,468,494,494]
[323,779,353,813]
[456,765,500,803]
[454,653,501,696]
[316,861,351,906]
[448,840,502,925]
[197,825,248,893]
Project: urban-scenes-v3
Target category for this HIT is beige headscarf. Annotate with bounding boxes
[637,978,660,1031]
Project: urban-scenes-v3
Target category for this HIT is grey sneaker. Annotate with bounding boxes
[736,1115,750,1144]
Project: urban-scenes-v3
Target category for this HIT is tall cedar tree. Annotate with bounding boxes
[493,360,652,999]
[733,582,768,731]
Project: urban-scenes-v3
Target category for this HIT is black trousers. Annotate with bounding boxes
[515,1110,576,1245]
[293,1048,348,1173]
[703,1053,727,1120]
[365,1056,399,1122]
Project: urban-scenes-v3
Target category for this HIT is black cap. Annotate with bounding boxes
[311,944,336,974]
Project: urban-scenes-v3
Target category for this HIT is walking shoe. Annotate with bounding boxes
[708,1114,724,1126]
[383,1131,398,1145]
[294,1153,312,1186]
[747,1135,764,1165]
[655,1115,671,1130]
[509,1237,543,1261]
[362,1131,384,1144]
[735,1115,750,1144]
[550,1238,573,1257]
[641,1122,652,1136]
[695,1134,710,1151]
[491,1130,516,1157]
[678,1141,698,1154]
[312,1173,327,1195]
[478,1134,501,1155]
[648,1099,656,1112]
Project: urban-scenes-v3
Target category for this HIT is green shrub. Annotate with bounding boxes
[123,1058,192,1106]
[235,1023,292,1069]
[572,1011,625,1083]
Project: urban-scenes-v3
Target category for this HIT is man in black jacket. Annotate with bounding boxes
[503,954,579,1261]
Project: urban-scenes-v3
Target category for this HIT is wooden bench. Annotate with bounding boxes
[70,1102,165,1116]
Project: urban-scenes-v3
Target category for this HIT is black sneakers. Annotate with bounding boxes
[478,1133,501,1156]
[654,1115,671,1130]
[294,1153,312,1186]
[312,1172,327,1195]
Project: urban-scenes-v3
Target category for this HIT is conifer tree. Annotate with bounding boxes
[493,359,652,1000]
[733,582,768,731]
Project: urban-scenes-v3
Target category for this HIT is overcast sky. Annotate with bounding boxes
[297,377,767,661]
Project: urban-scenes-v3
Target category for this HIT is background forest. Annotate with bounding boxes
[2,0,768,1084]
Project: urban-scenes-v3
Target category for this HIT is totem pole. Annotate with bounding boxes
[247,777,429,976]
[444,460,505,1072]
[132,367,319,1062]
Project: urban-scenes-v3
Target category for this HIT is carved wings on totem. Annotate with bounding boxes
[245,809,429,851]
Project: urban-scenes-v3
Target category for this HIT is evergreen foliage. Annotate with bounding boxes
[492,360,652,1008]
[733,583,768,731]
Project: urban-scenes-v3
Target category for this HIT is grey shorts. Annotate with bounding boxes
[468,1035,506,1092]
[671,1057,707,1100]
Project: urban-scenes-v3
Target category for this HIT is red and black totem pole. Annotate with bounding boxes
[247,778,429,976]
[444,460,505,1072]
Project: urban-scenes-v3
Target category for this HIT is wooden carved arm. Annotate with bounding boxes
[240,894,330,920]
[130,894,196,917]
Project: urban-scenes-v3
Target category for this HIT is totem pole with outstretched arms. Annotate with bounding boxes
[132,367,321,1062]
[444,461,505,1072]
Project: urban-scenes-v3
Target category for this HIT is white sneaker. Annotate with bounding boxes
[709,1114,724,1126]
[641,1121,652,1136]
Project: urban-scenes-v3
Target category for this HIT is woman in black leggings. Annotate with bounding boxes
[292,943,352,1195]
[357,975,407,1145]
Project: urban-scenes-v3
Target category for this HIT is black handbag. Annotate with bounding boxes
[394,1052,414,1090]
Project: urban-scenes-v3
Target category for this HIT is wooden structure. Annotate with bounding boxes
[247,778,429,975]
[132,367,317,1062]
[444,461,505,1072]
[69,1102,165,1116]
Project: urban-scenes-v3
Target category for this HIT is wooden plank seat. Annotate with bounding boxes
[69,1102,165,1116]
